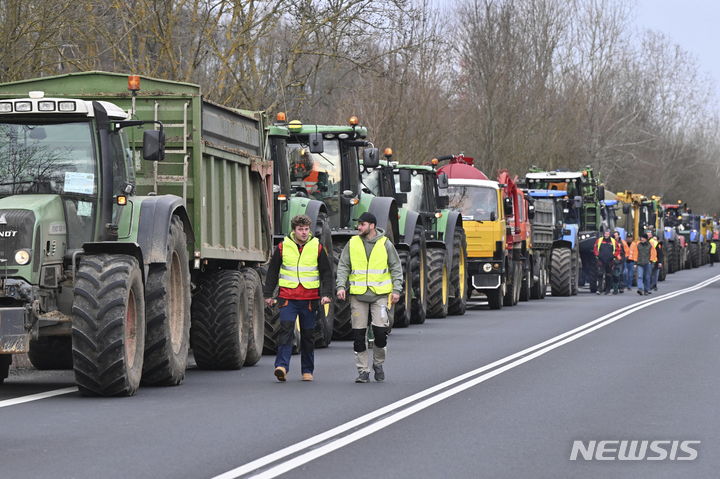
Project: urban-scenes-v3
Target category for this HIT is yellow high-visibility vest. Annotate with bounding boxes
[711,242,717,255]
[348,236,393,295]
[595,237,617,254]
[278,236,320,289]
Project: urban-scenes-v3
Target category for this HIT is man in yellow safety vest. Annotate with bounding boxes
[264,215,333,382]
[336,212,403,383]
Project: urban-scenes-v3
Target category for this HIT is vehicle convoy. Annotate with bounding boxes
[363,153,467,321]
[678,212,706,268]
[525,167,604,294]
[439,154,517,309]
[0,72,273,395]
[279,118,404,339]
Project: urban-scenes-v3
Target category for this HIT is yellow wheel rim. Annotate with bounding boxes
[458,246,466,298]
[442,263,448,305]
[323,303,330,316]
[420,255,426,303]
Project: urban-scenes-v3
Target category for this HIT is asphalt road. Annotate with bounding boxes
[2,265,719,479]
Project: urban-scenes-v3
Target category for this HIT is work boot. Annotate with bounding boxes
[373,364,385,382]
[596,291,601,295]
[302,373,313,382]
[355,371,370,383]
[612,290,618,295]
[274,366,287,382]
[637,290,643,296]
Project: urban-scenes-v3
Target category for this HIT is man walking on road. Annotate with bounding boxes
[594,230,621,295]
[612,231,628,293]
[264,215,333,382]
[630,233,657,296]
[625,233,636,289]
[647,230,664,291]
[336,212,403,383]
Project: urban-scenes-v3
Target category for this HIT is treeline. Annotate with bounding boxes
[1,0,718,212]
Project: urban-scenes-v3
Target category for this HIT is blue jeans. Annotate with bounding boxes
[636,264,652,292]
[650,263,660,289]
[274,299,317,374]
[625,261,634,288]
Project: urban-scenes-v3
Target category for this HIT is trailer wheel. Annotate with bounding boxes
[332,239,353,340]
[529,256,542,300]
[410,225,428,325]
[190,269,249,369]
[72,254,145,396]
[550,248,573,296]
[503,261,521,306]
[242,268,264,366]
[28,337,73,370]
[426,247,449,318]
[314,213,334,348]
[142,216,191,386]
[0,354,11,384]
[519,260,531,302]
[448,228,468,315]
[393,249,413,328]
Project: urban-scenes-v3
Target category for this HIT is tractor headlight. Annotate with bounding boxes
[483,263,493,273]
[14,249,31,265]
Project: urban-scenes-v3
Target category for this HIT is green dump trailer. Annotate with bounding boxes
[0,71,272,396]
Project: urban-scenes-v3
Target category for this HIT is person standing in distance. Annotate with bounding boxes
[336,212,403,383]
[263,215,333,382]
[630,233,656,296]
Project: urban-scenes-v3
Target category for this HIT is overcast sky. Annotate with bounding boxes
[634,0,720,94]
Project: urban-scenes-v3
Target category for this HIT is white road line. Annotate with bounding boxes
[214,274,720,479]
[0,387,77,408]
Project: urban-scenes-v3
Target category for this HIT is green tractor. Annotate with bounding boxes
[0,72,273,395]
[363,154,467,320]
[279,117,403,340]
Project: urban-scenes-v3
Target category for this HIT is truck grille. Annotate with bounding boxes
[0,209,35,266]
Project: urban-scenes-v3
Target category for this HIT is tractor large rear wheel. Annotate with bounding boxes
[550,248,573,296]
[72,254,145,396]
[393,249,413,328]
[448,228,468,315]
[410,225,428,325]
[332,239,353,339]
[190,270,249,369]
[426,247,449,318]
[142,216,191,386]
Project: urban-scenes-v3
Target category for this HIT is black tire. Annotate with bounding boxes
[242,268,264,366]
[332,239,352,340]
[72,254,145,397]
[571,252,580,295]
[28,337,73,370]
[529,256,541,300]
[539,256,548,299]
[410,225,428,325]
[393,249,412,328]
[262,301,301,355]
[426,247,449,318]
[190,269,249,369]
[142,216,191,386]
[0,354,12,384]
[690,243,700,268]
[314,213,334,348]
[550,248,573,296]
[486,286,504,310]
[519,259,531,302]
[503,261,521,306]
[448,227,468,315]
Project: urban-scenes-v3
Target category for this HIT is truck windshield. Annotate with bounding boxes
[447,185,497,221]
[286,140,342,202]
[0,121,96,197]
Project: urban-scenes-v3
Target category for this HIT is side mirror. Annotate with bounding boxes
[399,169,412,192]
[504,197,514,216]
[490,211,497,221]
[528,205,535,220]
[309,133,324,154]
[143,130,165,161]
[363,148,380,169]
[437,172,449,189]
[573,195,582,208]
[622,204,630,214]
[598,185,605,201]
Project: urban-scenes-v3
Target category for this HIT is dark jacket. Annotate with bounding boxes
[263,233,334,300]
